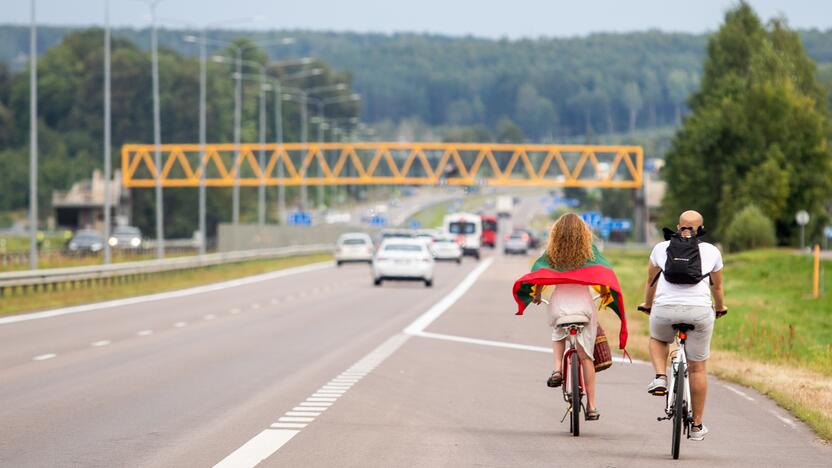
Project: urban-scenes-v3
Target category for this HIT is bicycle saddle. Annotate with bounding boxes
[672,323,695,332]
[555,315,590,326]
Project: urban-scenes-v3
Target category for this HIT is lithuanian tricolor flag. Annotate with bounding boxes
[512,244,628,349]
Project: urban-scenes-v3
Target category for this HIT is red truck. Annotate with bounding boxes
[480,214,498,248]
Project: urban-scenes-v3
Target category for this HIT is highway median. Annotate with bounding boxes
[0,252,332,318]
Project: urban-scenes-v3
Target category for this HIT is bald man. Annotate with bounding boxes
[639,210,726,441]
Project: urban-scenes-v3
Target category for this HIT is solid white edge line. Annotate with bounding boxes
[403,257,494,335]
[411,331,643,364]
[0,261,332,326]
[214,262,494,467]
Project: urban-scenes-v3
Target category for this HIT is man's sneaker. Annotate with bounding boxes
[647,375,668,395]
[689,424,709,441]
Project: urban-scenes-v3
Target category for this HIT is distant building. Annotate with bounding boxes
[52,170,131,231]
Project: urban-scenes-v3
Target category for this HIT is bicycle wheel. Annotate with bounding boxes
[671,361,686,459]
[571,351,581,437]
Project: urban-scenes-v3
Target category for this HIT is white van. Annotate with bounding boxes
[443,212,482,259]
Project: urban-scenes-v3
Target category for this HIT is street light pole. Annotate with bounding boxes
[197,30,207,255]
[149,0,165,258]
[232,48,242,226]
[29,0,38,270]
[300,91,308,210]
[316,99,324,208]
[103,0,112,264]
[258,67,266,225]
[274,80,285,222]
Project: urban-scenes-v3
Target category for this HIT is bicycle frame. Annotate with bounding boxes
[664,332,692,431]
[560,325,585,407]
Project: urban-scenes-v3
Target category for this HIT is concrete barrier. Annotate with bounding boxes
[218,223,379,252]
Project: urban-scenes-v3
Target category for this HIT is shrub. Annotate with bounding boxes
[724,204,777,252]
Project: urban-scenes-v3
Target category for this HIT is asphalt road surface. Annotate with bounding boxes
[2,229,830,466]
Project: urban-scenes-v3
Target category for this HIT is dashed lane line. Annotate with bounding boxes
[722,384,755,402]
[136,330,154,337]
[32,353,56,361]
[213,258,494,468]
[174,321,187,328]
[203,314,216,321]
[90,340,111,348]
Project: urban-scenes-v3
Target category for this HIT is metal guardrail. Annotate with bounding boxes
[0,244,332,294]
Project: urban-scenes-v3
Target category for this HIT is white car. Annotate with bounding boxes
[335,233,374,265]
[504,231,530,255]
[372,238,435,287]
[431,235,462,263]
[325,211,352,224]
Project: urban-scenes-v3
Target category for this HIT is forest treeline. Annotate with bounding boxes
[3,25,832,141]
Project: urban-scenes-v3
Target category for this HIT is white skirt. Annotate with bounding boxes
[547,284,598,360]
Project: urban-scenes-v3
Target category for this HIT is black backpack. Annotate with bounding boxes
[653,227,708,285]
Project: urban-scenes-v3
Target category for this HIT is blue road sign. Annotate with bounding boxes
[369,215,388,227]
[287,211,312,226]
[409,219,421,229]
[581,212,633,232]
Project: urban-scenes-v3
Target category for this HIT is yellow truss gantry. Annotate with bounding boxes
[121,142,643,189]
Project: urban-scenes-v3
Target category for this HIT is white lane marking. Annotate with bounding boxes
[174,321,187,328]
[310,395,339,400]
[286,411,321,417]
[229,308,241,315]
[412,331,640,364]
[278,416,315,423]
[91,340,111,347]
[270,423,306,429]
[33,353,56,361]
[286,295,296,301]
[215,264,492,467]
[317,389,346,394]
[722,384,755,402]
[1,262,332,326]
[136,329,153,337]
[293,406,327,412]
[269,299,280,305]
[203,314,216,321]
[213,429,299,468]
[768,409,797,429]
[404,257,494,334]
[251,303,261,309]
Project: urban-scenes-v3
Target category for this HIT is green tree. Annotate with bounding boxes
[724,204,777,251]
[662,2,832,244]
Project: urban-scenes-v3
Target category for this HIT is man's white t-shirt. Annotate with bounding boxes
[649,240,723,307]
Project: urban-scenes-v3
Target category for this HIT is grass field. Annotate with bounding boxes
[0,253,332,317]
[598,247,832,440]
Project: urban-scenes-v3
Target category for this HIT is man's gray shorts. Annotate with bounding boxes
[649,304,715,361]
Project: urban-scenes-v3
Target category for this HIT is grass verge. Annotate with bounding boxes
[0,253,332,318]
[596,248,832,441]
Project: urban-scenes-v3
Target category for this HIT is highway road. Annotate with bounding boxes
[2,209,830,466]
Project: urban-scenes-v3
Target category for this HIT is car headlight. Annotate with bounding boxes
[68,242,78,250]
[91,243,103,251]
[108,237,118,246]
[130,237,141,247]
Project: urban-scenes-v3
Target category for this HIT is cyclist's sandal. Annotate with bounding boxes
[546,371,563,388]
[587,408,600,420]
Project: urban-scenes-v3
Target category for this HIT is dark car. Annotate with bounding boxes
[516,228,542,249]
[108,226,143,249]
[67,229,105,255]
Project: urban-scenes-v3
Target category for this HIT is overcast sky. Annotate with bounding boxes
[2,1,830,38]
